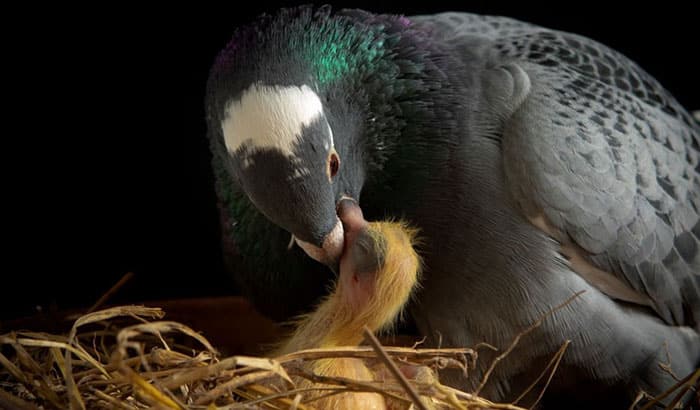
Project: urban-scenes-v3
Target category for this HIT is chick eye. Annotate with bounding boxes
[328,150,340,179]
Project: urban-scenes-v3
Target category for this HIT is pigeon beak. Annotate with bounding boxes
[295,219,345,272]
[294,196,363,274]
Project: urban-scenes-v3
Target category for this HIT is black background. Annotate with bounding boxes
[4,2,698,322]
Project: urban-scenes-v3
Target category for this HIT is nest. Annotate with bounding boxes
[1,303,696,409]
[0,303,543,410]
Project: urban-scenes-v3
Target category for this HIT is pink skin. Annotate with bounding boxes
[337,200,375,311]
[337,201,423,382]
[337,199,368,247]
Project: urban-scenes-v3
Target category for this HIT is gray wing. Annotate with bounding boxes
[417,13,700,328]
[411,12,537,36]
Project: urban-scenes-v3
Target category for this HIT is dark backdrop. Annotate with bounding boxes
[4,2,698,321]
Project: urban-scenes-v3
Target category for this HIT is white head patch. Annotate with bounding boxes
[222,84,326,165]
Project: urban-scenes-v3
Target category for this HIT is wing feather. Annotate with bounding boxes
[415,12,700,327]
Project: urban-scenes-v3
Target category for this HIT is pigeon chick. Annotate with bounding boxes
[276,200,421,409]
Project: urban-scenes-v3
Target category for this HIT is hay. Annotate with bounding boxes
[1,301,695,409]
[0,305,525,409]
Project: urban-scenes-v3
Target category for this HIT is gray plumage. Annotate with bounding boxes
[409,12,700,402]
[206,8,700,407]
[426,13,700,326]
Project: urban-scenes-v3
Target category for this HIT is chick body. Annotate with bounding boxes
[277,219,421,409]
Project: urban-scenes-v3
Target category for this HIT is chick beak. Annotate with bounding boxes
[337,198,368,244]
[319,195,367,274]
[337,197,372,261]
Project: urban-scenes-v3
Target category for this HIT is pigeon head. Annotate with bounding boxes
[206,6,457,269]
[218,82,355,267]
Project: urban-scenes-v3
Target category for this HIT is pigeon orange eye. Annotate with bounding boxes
[328,151,340,179]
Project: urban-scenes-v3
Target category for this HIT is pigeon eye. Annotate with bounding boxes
[328,150,340,179]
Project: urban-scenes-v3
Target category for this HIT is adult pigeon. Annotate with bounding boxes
[205,6,700,407]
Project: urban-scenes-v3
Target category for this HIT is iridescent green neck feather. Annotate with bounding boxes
[303,22,385,86]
